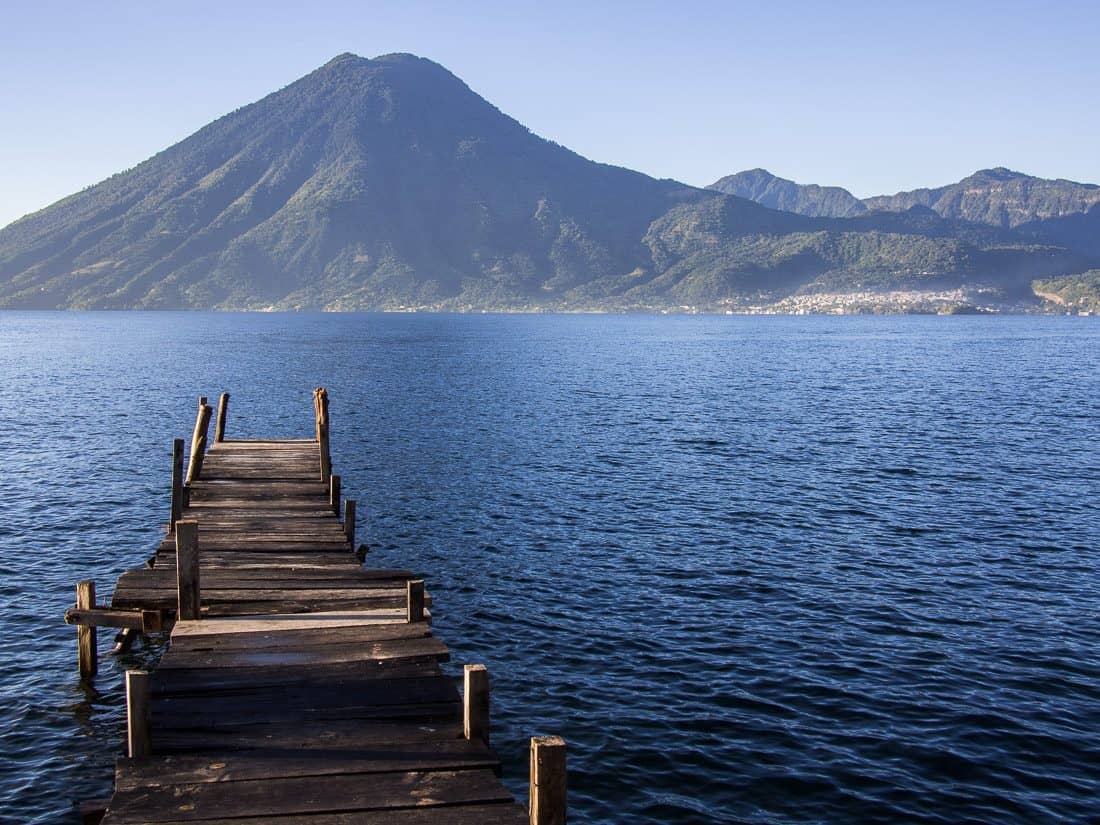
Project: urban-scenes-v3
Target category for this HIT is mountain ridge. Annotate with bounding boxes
[713,167,1100,228]
[1,53,1096,312]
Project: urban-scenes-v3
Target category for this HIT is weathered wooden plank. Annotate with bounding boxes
[209,440,314,447]
[168,527,343,537]
[169,622,431,652]
[151,675,458,716]
[150,658,444,695]
[113,740,501,790]
[118,577,403,593]
[170,610,428,638]
[152,562,368,575]
[153,700,460,731]
[157,636,449,671]
[146,718,464,753]
[152,552,360,565]
[114,595,419,617]
[200,600,418,618]
[65,607,163,633]
[103,768,512,823]
[118,574,406,591]
[102,801,528,825]
[114,586,413,603]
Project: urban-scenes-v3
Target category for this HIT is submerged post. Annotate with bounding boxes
[315,387,332,482]
[464,664,490,745]
[76,581,97,678]
[170,438,184,529]
[214,392,229,442]
[529,736,567,825]
[125,670,152,758]
[343,499,356,545]
[185,400,213,485]
[175,520,200,621]
[329,474,341,515]
[407,579,425,623]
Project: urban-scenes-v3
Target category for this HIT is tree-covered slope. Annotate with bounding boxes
[1033,270,1100,312]
[708,169,867,218]
[864,168,1100,228]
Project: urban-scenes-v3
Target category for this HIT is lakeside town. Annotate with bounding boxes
[374,287,1097,316]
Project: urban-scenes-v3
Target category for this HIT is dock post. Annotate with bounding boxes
[170,438,184,530]
[175,520,201,621]
[343,499,356,545]
[214,392,229,442]
[407,579,425,623]
[125,670,152,758]
[76,581,97,678]
[464,664,490,744]
[315,387,332,482]
[529,736,567,825]
[185,400,213,485]
[329,474,341,515]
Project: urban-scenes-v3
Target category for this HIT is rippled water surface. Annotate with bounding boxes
[1,312,1098,824]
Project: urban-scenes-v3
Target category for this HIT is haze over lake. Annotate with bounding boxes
[1,312,1097,824]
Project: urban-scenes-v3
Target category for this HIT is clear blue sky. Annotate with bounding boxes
[2,0,1098,228]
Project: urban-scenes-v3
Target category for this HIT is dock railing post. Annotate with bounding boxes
[315,387,332,482]
[185,398,213,485]
[126,670,152,758]
[76,581,97,678]
[170,438,184,530]
[329,474,341,515]
[406,579,425,623]
[464,664,490,745]
[343,499,356,545]
[175,520,201,621]
[214,392,229,442]
[529,736,567,825]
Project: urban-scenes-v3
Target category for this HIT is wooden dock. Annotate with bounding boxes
[67,391,566,825]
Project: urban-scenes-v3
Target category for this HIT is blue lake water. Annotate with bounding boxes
[0,312,1098,824]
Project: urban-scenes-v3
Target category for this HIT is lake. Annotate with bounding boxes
[1,312,1098,823]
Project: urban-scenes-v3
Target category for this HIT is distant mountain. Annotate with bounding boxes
[711,167,1100,230]
[0,53,712,310]
[708,169,867,218]
[0,54,1095,312]
[864,168,1100,228]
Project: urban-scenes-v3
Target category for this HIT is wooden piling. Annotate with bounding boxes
[185,402,213,485]
[170,438,184,529]
[189,396,207,456]
[175,520,200,621]
[214,392,229,442]
[330,474,341,515]
[407,579,425,623]
[464,664,490,745]
[315,387,332,482]
[125,670,152,759]
[343,498,356,545]
[76,580,97,678]
[529,736,567,825]
[79,799,109,825]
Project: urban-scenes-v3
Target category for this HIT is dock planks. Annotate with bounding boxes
[74,395,545,825]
